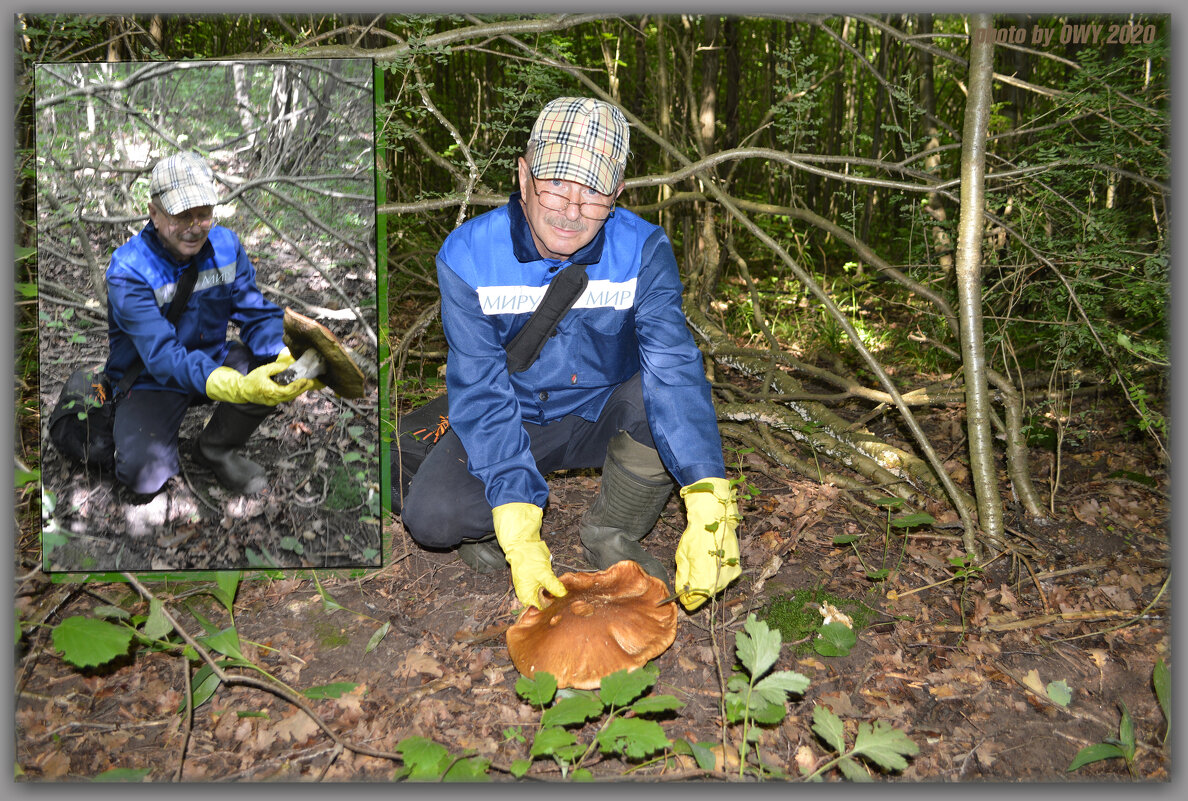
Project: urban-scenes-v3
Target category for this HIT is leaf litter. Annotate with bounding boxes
[14,401,1171,781]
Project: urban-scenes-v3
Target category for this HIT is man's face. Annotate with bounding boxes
[517,157,622,261]
[148,202,214,263]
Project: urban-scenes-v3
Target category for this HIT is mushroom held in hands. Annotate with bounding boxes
[505,560,678,690]
[276,308,367,398]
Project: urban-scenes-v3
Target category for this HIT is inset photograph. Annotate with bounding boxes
[36,59,380,571]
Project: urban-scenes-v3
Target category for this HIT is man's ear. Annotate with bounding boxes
[516,156,530,189]
[612,181,626,201]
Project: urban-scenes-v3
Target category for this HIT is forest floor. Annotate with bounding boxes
[34,227,382,573]
[14,388,1171,782]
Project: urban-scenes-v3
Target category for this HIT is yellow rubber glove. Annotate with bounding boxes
[674,477,742,611]
[491,502,568,609]
[205,360,316,406]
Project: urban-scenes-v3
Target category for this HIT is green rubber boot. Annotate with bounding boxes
[193,403,273,494]
[458,534,507,574]
[579,432,673,585]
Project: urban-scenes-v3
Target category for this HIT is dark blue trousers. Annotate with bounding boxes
[113,343,266,495]
[397,372,655,549]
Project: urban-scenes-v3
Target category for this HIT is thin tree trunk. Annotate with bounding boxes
[692,16,722,301]
[954,14,1006,556]
[723,17,740,153]
[919,14,954,273]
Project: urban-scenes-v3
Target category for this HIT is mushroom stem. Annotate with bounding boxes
[275,348,326,386]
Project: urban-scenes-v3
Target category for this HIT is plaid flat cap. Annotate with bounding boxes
[528,97,629,196]
[149,152,219,215]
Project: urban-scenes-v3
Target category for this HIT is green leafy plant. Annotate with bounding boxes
[832,500,934,585]
[724,615,811,776]
[1068,702,1138,776]
[512,662,683,780]
[311,572,391,654]
[1068,658,1170,776]
[1153,657,1170,744]
[759,588,875,657]
[394,736,490,781]
[804,704,919,780]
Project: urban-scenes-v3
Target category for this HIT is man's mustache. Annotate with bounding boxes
[544,214,585,232]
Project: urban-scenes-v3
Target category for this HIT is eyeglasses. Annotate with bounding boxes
[528,174,615,221]
[159,206,214,231]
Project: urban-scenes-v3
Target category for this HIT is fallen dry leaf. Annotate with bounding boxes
[398,649,444,679]
[271,710,320,744]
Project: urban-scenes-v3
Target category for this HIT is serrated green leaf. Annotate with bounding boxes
[837,756,872,781]
[812,704,846,754]
[303,682,359,700]
[752,670,811,706]
[737,614,782,680]
[1046,679,1072,708]
[596,717,670,760]
[516,672,557,706]
[529,726,579,759]
[509,758,532,778]
[52,616,132,668]
[142,598,173,640]
[572,768,594,781]
[200,627,243,660]
[541,692,604,727]
[365,620,390,654]
[749,697,790,725]
[629,694,685,716]
[727,673,750,692]
[599,662,658,707]
[1153,658,1170,723]
[15,467,39,487]
[851,719,918,772]
[814,621,857,657]
[724,691,748,724]
[1068,742,1126,771]
[91,767,152,782]
[397,736,450,780]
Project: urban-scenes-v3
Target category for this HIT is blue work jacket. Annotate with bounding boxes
[438,192,727,509]
[104,222,285,396]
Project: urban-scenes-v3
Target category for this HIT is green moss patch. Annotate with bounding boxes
[759,588,878,655]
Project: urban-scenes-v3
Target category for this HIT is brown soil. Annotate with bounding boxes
[14,414,1171,782]
[36,238,382,573]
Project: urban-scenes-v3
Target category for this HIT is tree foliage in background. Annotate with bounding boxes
[14,13,1170,553]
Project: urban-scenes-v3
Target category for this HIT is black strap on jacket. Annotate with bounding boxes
[114,260,200,397]
[504,263,589,374]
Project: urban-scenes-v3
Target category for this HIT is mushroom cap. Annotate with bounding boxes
[506,560,678,690]
[282,308,367,398]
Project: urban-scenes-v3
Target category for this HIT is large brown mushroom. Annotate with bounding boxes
[275,308,367,398]
[506,560,678,690]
